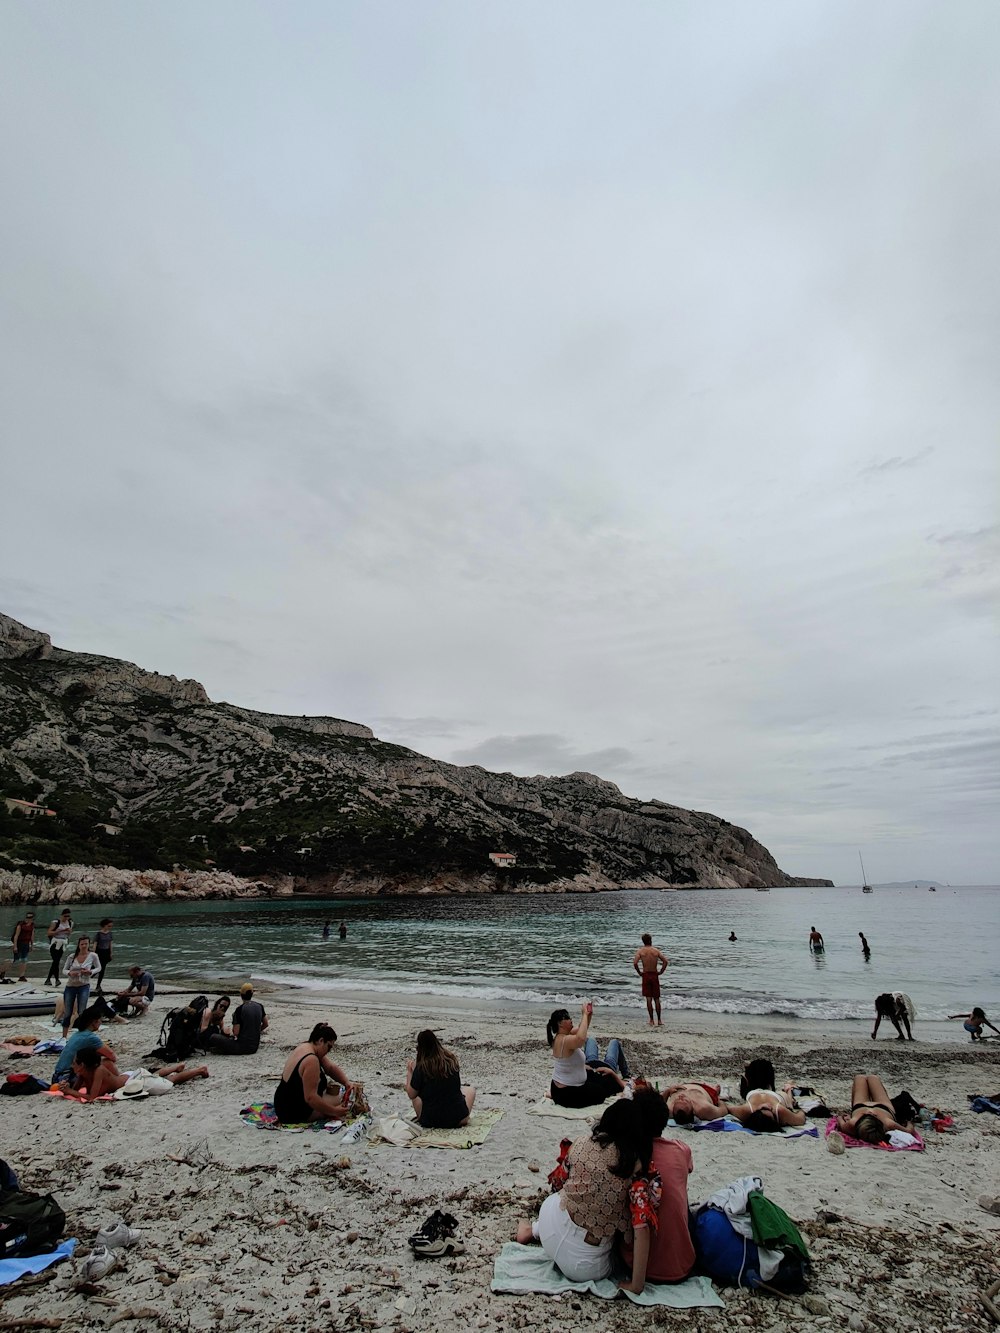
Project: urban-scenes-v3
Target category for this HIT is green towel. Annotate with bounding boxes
[748,1192,810,1262]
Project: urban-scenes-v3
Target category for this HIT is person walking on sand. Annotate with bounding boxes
[633,934,668,1026]
[808,926,824,953]
[10,912,36,982]
[94,918,113,993]
[45,908,74,986]
[859,931,871,959]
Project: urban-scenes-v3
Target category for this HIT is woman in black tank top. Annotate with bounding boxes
[273,1022,354,1124]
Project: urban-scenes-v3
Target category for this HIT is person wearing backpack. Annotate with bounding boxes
[45,909,74,986]
[9,912,36,983]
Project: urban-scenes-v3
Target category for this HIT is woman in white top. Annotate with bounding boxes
[547,1002,628,1108]
[62,936,101,1038]
[45,909,74,986]
[727,1086,806,1132]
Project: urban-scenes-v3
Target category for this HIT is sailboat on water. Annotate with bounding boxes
[859,852,873,893]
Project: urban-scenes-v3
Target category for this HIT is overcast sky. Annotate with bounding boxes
[2,2,998,884]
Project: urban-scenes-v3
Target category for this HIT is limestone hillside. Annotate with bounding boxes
[0,613,831,893]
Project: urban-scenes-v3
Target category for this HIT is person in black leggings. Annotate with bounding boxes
[273,1022,354,1124]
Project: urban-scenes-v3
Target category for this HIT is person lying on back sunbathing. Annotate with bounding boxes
[833,1074,916,1144]
[64,1047,209,1101]
[726,1058,806,1132]
[660,1082,728,1124]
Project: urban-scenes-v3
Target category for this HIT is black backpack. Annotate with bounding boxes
[0,1187,65,1259]
[153,996,209,1060]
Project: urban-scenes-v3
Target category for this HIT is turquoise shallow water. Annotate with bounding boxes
[6,886,997,1023]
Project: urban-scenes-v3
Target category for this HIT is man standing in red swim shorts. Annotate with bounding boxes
[633,933,669,1027]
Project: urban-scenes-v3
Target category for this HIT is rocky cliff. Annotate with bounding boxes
[0,613,831,897]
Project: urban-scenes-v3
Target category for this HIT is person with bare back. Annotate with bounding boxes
[633,934,668,1026]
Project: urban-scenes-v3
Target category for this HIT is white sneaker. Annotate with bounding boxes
[81,1245,120,1280]
[96,1220,142,1249]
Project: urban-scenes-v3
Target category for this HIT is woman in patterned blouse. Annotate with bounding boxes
[515,1088,668,1289]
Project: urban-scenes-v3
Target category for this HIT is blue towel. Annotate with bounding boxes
[0,1238,76,1287]
[969,1096,1000,1115]
[689,1117,818,1138]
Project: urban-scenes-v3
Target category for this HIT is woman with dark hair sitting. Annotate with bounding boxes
[833,1074,916,1144]
[200,995,231,1042]
[273,1023,353,1124]
[515,1089,669,1288]
[404,1030,476,1128]
[546,1002,628,1108]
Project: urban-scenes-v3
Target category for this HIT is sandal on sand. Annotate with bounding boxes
[978,1196,1000,1216]
[408,1211,464,1258]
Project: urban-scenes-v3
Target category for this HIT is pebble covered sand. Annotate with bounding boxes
[1,985,999,1333]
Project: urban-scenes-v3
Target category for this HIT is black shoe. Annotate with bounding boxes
[407,1210,461,1253]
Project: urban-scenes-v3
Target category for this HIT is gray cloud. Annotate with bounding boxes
[452,734,635,778]
[1,0,998,882]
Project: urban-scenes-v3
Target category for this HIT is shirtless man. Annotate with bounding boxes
[808,926,824,953]
[661,1081,726,1124]
[633,934,669,1026]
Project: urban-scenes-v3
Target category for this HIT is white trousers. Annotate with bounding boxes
[533,1192,613,1282]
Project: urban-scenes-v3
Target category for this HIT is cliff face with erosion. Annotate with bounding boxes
[0,612,831,898]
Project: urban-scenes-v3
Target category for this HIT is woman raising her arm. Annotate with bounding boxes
[547,1002,628,1109]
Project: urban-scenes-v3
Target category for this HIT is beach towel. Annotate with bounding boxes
[0,1238,76,1287]
[688,1117,818,1138]
[239,1102,348,1133]
[969,1096,1000,1115]
[491,1242,723,1308]
[527,1096,619,1120]
[45,1086,115,1103]
[368,1108,504,1149]
[824,1117,924,1152]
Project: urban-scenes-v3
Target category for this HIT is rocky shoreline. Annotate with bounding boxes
[0,862,828,905]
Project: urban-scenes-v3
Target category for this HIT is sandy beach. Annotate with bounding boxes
[2,983,999,1333]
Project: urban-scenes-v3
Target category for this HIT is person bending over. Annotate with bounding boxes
[834,1074,916,1143]
[515,1089,669,1290]
[273,1022,352,1124]
[405,1029,476,1128]
[949,1007,1000,1041]
[546,1003,627,1109]
[872,992,914,1041]
[114,965,155,1017]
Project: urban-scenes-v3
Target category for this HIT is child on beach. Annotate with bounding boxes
[404,1029,476,1128]
[948,1007,999,1041]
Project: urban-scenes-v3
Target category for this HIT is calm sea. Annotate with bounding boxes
[9,885,997,1026]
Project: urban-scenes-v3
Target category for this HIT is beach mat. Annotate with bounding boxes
[369,1108,504,1149]
[527,1096,618,1120]
[824,1117,924,1151]
[491,1242,723,1308]
[239,1102,352,1134]
[689,1117,818,1138]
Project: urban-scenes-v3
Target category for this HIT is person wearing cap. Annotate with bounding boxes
[9,911,36,982]
[208,983,268,1055]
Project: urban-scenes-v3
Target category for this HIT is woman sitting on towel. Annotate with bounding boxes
[65,1047,208,1101]
[516,1088,669,1289]
[547,1002,627,1108]
[404,1029,476,1129]
[273,1022,353,1124]
[833,1074,916,1144]
[724,1055,804,1132]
